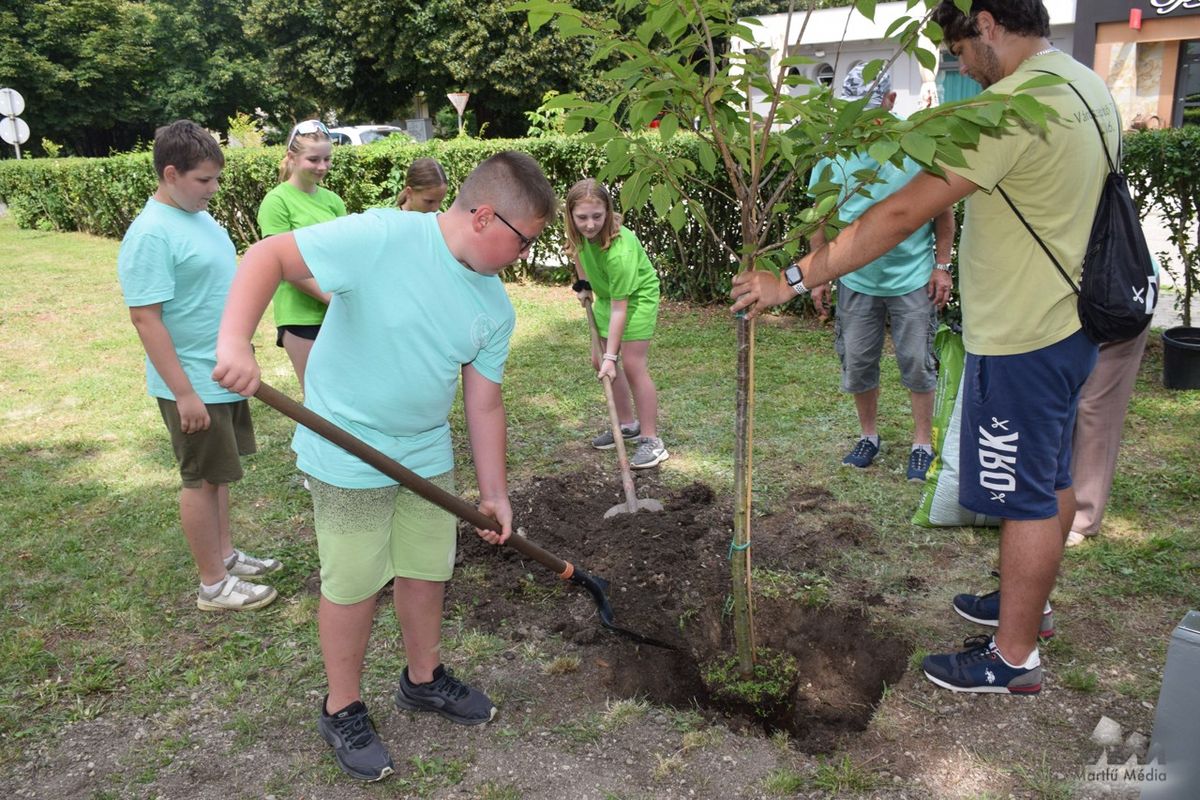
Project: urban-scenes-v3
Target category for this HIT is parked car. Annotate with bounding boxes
[328,125,410,145]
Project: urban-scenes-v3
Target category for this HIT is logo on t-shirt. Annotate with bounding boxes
[471,315,497,350]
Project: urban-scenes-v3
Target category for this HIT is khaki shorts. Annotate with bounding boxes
[308,472,457,605]
[157,398,256,489]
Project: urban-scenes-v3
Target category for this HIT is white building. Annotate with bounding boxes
[738,1,1076,117]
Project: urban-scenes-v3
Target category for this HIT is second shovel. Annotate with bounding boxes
[583,297,664,519]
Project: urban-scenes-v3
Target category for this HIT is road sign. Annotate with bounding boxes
[0,116,29,145]
[447,92,470,115]
[0,87,24,117]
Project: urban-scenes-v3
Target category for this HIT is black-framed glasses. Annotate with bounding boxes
[471,207,537,252]
[286,119,330,148]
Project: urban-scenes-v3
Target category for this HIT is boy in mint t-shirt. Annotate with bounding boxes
[214,151,557,783]
[117,120,281,613]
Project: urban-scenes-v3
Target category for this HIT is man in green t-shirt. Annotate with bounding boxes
[731,0,1115,695]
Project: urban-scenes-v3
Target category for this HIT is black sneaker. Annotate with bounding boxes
[317,698,395,782]
[394,665,497,725]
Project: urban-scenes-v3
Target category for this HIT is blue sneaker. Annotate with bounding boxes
[841,437,880,469]
[952,589,1055,639]
[906,447,933,482]
[922,635,1043,694]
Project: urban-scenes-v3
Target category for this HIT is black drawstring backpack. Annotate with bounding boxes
[997,73,1157,344]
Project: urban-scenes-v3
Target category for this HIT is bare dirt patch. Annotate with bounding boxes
[451,471,908,753]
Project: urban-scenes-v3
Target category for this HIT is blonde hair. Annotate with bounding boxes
[563,178,623,254]
[277,129,331,183]
[397,157,448,206]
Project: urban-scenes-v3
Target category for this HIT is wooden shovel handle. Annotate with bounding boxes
[253,382,573,578]
[582,299,640,513]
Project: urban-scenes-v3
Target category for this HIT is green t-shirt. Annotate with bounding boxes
[292,210,515,488]
[578,226,661,340]
[945,51,1120,356]
[117,198,243,404]
[257,182,347,326]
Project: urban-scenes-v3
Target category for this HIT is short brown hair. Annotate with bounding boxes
[153,120,224,179]
[453,151,556,222]
[563,178,623,253]
[932,1,1051,46]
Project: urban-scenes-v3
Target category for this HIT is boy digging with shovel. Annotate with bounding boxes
[214,151,556,782]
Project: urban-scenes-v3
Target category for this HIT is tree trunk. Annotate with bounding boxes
[732,312,756,677]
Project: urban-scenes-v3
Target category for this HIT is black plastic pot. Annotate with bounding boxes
[1162,327,1200,390]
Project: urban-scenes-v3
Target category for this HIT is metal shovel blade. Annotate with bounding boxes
[603,498,665,519]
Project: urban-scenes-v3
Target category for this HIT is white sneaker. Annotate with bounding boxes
[197,575,278,611]
[1065,531,1088,547]
[225,549,283,578]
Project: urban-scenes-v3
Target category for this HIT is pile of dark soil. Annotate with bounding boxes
[451,470,909,753]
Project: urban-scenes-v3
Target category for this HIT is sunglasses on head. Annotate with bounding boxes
[287,120,330,148]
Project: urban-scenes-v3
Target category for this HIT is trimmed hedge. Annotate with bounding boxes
[0,136,789,304]
[1124,127,1200,325]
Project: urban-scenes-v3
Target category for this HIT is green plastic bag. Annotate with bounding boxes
[912,325,1000,528]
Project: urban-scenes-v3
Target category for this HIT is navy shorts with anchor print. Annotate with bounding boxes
[958,329,1098,521]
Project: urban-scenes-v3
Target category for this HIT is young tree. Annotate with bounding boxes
[515,0,1057,673]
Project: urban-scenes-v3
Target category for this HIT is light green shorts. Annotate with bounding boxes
[307,472,457,605]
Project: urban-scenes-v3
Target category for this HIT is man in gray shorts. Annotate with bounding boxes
[806,65,955,482]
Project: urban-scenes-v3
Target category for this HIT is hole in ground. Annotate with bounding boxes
[451,470,910,752]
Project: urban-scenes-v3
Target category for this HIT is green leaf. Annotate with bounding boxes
[659,113,679,142]
[527,10,553,33]
[915,47,937,71]
[668,200,687,232]
[1014,74,1068,91]
[855,0,878,21]
[900,131,936,166]
[1010,93,1047,128]
[651,183,672,218]
[868,139,900,164]
[697,140,717,173]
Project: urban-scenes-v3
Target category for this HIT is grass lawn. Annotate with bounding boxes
[2,214,1198,798]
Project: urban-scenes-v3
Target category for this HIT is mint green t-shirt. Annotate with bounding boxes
[117,198,243,404]
[257,182,347,326]
[292,210,516,488]
[808,153,934,297]
[577,226,661,340]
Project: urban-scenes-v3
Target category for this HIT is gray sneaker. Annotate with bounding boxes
[225,548,283,578]
[630,436,669,469]
[591,421,640,450]
[196,575,277,611]
[317,699,395,782]
[394,665,496,725]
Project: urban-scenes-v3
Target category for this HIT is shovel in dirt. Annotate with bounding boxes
[253,381,676,650]
[581,298,665,519]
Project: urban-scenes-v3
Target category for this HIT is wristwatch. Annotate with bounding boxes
[934,262,952,272]
[783,265,809,296]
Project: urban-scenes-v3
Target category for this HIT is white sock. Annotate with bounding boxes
[912,443,933,455]
[862,434,880,446]
[200,575,228,594]
[994,641,1040,670]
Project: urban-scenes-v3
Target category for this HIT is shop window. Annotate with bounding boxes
[814,62,835,87]
[1175,40,1200,127]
